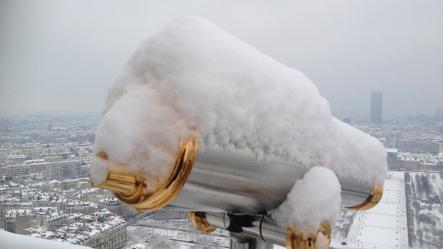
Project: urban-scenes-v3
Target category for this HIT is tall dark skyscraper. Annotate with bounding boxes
[371,91,383,124]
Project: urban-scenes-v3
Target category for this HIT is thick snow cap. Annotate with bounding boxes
[91,16,387,201]
[271,166,341,232]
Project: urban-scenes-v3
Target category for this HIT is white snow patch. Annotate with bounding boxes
[91,16,387,194]
[93,84,191,190]
[271,166,341,230]
[329,119,387,185]
[90,156,108,185]
[0,230,91,249]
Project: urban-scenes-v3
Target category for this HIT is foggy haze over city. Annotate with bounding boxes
[0,0,442,120]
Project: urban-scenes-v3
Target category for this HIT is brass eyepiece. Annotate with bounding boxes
[99,172,138,194]
[188,211,216,233]
[346,183,384,211]
[286,222,331,249]
[94,138,199,212]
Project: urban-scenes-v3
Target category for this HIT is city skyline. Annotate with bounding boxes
[1,114,442,248]
[1,1,443,249]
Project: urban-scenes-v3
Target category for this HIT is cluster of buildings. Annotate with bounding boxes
[125,211,229,249]
[27,209,127,249]
[1,106,443,249]
[0,116,96,181]
[2,156,87,180]
[0,140,92,180]
[0,116,130,249]
[0,178,129,249]
[333,95,443,248]
[354,115,443,172]
[387,150,443,171]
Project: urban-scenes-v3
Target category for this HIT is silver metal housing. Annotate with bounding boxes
[170,147,376,213]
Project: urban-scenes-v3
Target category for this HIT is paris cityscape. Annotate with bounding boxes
[1,96,442,249]
[1,1,442,249]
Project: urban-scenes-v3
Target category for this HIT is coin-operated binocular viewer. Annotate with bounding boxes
[92,136,385,249]
[90,16,387,249]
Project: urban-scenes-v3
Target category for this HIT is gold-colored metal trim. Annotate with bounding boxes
[286,221,331,249]
[346,183,384,211]
[96,151,108,160]
[94,138,199,212]
[188,211,216,233]
[98,172,144,202]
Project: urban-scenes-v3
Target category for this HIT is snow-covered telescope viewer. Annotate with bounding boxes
[90,17,387,249]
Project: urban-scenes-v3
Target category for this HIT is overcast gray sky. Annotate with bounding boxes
[1,0,442,120]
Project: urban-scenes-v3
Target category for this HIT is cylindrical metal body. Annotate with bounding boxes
[94,138,381,249]
[95,138,382,213]
[170,147,375,213]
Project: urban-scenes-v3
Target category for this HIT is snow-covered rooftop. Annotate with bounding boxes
[28,211,126,245]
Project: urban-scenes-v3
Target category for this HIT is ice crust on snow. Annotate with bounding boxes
[270,166,341,232]
[91,16,387,196]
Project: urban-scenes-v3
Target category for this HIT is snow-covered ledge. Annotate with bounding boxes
[0,230,91,249]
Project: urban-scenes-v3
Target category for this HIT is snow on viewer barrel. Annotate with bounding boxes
[90,16,387,247]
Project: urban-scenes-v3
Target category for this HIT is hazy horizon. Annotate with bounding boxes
[1,0,442,120]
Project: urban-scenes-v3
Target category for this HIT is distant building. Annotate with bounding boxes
[387,150,442,171]
[25,159,47,176]
[4,209,34,234]
[46,159,82,180]
[99,197,125,216]
[22,148,44,160]
[370,91,383,124]
[397,139,442,155]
